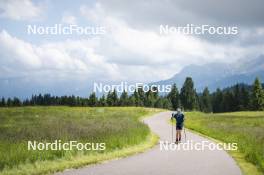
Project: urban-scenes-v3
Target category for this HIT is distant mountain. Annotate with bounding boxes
[152,55,264,92]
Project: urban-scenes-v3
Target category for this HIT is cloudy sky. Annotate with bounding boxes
[0,0,264,97]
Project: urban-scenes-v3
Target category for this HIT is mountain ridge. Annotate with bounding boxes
[152,55,264,92]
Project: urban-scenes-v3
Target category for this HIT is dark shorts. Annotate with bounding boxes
[176,124,183,130]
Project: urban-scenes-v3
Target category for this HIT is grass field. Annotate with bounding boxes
[185,111,264,175]
[0,107,162,175]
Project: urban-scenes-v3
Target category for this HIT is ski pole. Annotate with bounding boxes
[184,126,186,142]
[171,118,173,143]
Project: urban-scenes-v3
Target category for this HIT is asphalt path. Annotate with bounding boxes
[55,112,242,175]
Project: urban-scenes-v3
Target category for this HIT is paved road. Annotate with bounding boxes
[55,112,242,175]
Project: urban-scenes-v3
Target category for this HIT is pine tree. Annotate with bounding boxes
[7,98,12,107]
[152,86,159,99]
[167,84,180,110]
[212,88,223,112]
[132,90,139,106]
[68,95,76,106]
[98,95,107,106]
[241,86,250,110]
[196,93,201,111]
[162,98,172,109]
[222,91,235,112]
[23,99,30,106]
[107,90,119,106]
[133,89,143,106]
[106,91,113,106]
[111,89,119,106]
[154,98,163,108]
[119,90,129,106]
[1,97,5,107]
[89,92,97,107]
[128,95,136,106]
[137,87,145,106]
[233,84,240,111]
[76,96,81,106]
[251,77,264,110]
[154,97,172,109]
[180,77,198,111]
[201,87,212,113]
[144,89,155,107]
[13,97,21,106]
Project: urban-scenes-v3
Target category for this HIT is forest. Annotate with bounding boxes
[1,77,264,113]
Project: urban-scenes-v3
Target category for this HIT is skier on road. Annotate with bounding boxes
[171,108,185,144]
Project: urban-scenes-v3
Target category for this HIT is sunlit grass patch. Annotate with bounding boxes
[0,107,163,174]
[185,111,264,175]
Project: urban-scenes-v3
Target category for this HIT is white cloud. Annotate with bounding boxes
[0,0,43,21]
[0,30,121,82]
[79,3,264,82]
[61,13,77,24]
[80,3,105,24]
[1,1,264,86]
[0,30,41,69]
[98,0,264,27]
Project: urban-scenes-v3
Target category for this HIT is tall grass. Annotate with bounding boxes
[0,107,157,171]
[185,111,264,174]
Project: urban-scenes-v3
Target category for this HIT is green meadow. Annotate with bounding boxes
[0,107,162,175]
[185,111,264,175]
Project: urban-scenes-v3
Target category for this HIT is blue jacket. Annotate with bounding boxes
[172,112,184,126]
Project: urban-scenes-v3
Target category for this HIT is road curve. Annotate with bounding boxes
[55,112,242,175]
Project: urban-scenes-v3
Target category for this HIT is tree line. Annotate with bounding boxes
[1,77,264,112]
